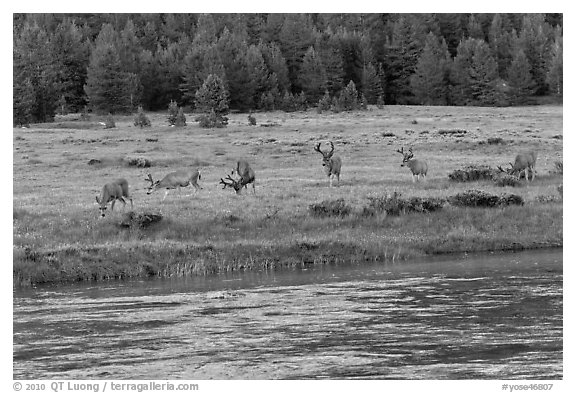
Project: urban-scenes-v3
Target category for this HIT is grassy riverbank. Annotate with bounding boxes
[13,105,563,286]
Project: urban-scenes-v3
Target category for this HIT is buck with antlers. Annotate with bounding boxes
[95,178,133,218]
[145,169,202,200]
[511,151,537,182]
[314,141,342,187]
[498,151,537,182]
[220,160,256,194]
[397,147,428,182]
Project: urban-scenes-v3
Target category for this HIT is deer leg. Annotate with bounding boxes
[163,190,169,201]
[525,168,530,183]
[110,200,116,211]
[252,181,256,194]
[329,175,333,187]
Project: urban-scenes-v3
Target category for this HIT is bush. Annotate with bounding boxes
[196,110,228,129]
[448,189,524,208]
[363,192,445,216]
[317,91,332,113]
[124,156,151,168]
[492,172,522,187]
[168,100,179,126]
[134,106,151,128]
[248,113,256,126]
[308,199,352,218]
[104,113,115,129]
[175,107,186,127]
[487,137,505,145]
[376,95,385,109]
[448,165,494,182]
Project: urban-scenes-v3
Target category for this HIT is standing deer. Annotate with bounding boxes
[510,151,537,182]
[220,160,256,194]
[145,169,202,200]
[397,147,428,182]
[95,178,133,218]
[314,141,342,187]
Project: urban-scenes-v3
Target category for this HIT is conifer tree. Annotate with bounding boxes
[299,46,327,103]
[84,24,141,113]
[361,62,384,104]
[195,74,230,127]
[13,20,59,123]
[515,14,552,95]
[546,32,562,96]
[507,49,536,105]
[410,33,450,105]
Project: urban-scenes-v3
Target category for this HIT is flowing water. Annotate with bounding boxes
[13,249,563,380]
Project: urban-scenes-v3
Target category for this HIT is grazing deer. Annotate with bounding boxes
[95,178,133,218]
[145,169,202,200]
[397,147,428,182]
[511,151,537,182]
[314,141,342,187]
[220,160,256,194]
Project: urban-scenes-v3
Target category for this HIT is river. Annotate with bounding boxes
[13,249,563,379]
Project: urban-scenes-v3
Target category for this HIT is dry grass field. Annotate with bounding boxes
[13,105,563,285]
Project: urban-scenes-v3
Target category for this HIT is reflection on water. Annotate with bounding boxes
[13,249,562,379]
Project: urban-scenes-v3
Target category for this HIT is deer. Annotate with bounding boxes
[397,147,428,182]
[220,160,256,194]
[314,141,342,187]
[511,151,537,182]
[145,169,202,200]
[95,178,133,218]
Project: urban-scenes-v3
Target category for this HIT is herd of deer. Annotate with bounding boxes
[96,141,538,218]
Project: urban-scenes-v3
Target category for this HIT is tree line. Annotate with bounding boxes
[13,13,563,126]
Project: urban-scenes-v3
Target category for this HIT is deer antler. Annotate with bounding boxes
[145,173,154,185]
[327,141,335,157]
[396,147,404,155]
[314,142,323,154]
[219,174,239,189]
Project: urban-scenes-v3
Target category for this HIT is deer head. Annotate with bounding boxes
[396,147,414,166]
[219,174,243,194]
[145,173,160,193]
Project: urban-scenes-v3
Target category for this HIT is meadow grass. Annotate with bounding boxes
[13,105,563,286]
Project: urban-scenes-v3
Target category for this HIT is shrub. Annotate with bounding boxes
[248,113,256,126]
[104,113,115,129]
[134,106,151,128]
[448,165,494,182]
[317,91,332,113]
[557,184,563,197]
[168,100,179,126]
[308,199,352,218]
[492,172,522,187]
[376,95,385,109]
[196,110,228,129]
[438,129,467,136]
[175,107,186,127]
[363,192,445,216]
[487,137,505,144]
[124,156,151,168]
[448,189,524,208]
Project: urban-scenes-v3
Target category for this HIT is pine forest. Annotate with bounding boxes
[13,13,563,126]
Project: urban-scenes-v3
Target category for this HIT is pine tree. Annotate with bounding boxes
[278,14,316,92]
[546,31,562,96]
[410,33,450,105]
[315,28,345,95]
[180,42,225,107]
[259,41,291,93]
[13,20,59,123]
[195,74,230,128]
[515,14,553,95]
[84,24,141,113]
[468,39,503,106]
[361,62,384,104]
[299,46,327,103]
[488,14,514,78]
[49,19,90,113]
[507,49,536,105]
